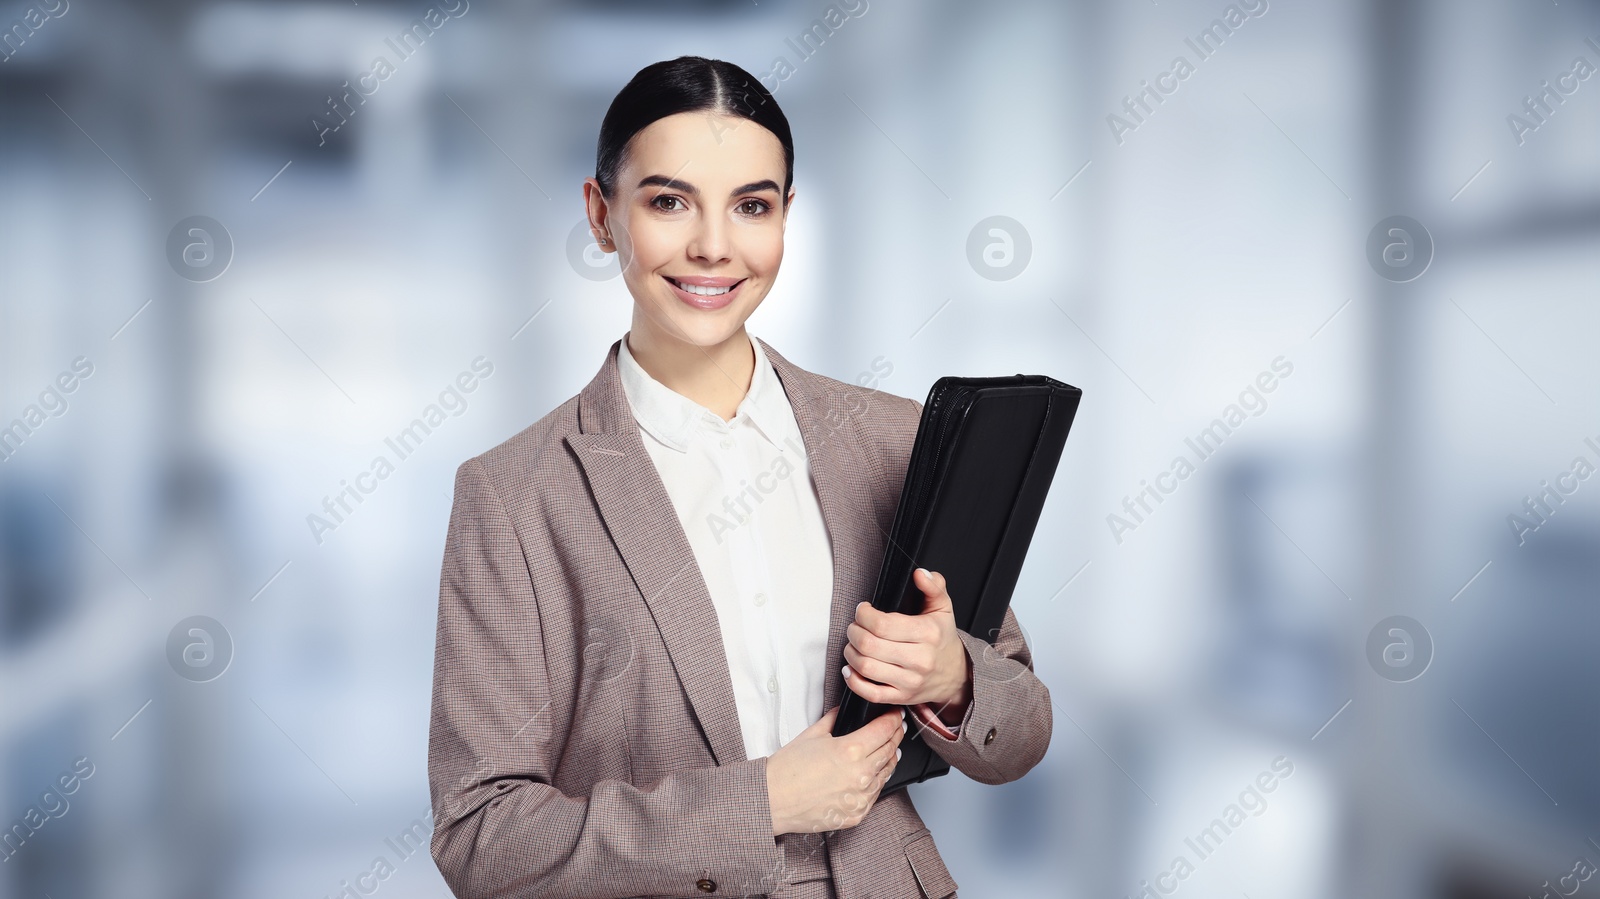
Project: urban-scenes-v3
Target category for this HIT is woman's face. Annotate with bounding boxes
[585,111,794,351]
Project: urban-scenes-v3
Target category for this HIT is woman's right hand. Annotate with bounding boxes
[766,705,906,836]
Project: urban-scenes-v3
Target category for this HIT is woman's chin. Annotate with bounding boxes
[674,320,746,348]
[651,306,759,348]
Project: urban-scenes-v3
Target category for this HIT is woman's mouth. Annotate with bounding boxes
[664,276,746,310]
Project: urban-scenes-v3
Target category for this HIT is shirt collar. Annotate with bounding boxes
[616,331,800,455]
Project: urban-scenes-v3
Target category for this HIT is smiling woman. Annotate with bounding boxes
[426,55,1049,899]
[581,58,797,419]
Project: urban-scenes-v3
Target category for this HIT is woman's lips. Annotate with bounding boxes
[664,275,746,311]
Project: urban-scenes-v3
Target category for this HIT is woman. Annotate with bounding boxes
[427,56,1051,899]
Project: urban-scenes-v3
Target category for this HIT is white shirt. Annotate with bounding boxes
[617,332,835,761]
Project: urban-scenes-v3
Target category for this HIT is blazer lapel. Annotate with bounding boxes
[566,340,750,768]
[566,335,886,768]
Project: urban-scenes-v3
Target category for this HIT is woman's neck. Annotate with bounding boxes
[624,321,755,423]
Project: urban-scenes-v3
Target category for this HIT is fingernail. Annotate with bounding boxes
[901,718,908,733]
[895,748,902,761]
[916,567,929,577]
[841,665,851,679]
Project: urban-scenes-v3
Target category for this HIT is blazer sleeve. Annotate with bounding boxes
[900,397,1053,785]
[428,458,785,899]
[914,606,1053,785]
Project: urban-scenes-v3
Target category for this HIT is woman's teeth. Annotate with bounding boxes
[671,278,737,297]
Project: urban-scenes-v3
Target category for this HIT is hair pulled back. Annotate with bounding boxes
[595,56,794,204]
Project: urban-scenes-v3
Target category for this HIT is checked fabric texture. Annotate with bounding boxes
[428,336,1052,899]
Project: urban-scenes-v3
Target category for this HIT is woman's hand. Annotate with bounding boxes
[767,706,905,835]
[841,568,972,724]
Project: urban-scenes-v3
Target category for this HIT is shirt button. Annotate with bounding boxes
[720,436,735,450]
[767,675,779,693]
[753,592,767,606]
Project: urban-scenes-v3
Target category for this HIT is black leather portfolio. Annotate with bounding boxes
[831,373,1082,794]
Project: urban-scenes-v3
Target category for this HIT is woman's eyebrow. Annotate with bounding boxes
[729,179,781,196]
[638,175,697,195]
[636,175,780,197]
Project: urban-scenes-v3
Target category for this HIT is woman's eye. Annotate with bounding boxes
[652,196,684,212]
[737,200,771,216]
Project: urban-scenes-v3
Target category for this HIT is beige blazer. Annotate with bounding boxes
[428,336,1052,899]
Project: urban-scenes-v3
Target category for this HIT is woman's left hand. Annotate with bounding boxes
[842,567,971,719]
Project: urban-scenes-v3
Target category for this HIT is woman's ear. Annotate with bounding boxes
[782,187,797,231]
[581,177,614,251]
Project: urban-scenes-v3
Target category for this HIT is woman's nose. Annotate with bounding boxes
[686,216,730,264]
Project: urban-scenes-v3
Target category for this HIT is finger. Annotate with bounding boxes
[834,710,897,761]
[843,662,906,705]
[855,603,931,645]
[852,601,879,631]
[921,588,952,618]
[802,707,838,737]
[880,718,906,755]
[840,660,873,700]
[870,716,901,753]
[854,712,900,755]
[914,567,948,598]
[881,732,904,766]
[847,622,921,671]
[874,708,905,737]
[866,732,897,770]
[843,648,915,698]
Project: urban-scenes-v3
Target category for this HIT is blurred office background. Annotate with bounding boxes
[2,0,1598,896]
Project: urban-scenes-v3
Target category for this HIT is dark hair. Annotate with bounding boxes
[595,56,794,205]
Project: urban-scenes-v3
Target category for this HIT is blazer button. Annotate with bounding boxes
[696,878,717,893]
[984,726,997,745]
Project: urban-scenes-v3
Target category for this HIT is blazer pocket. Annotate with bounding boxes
[903,829,958,899]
